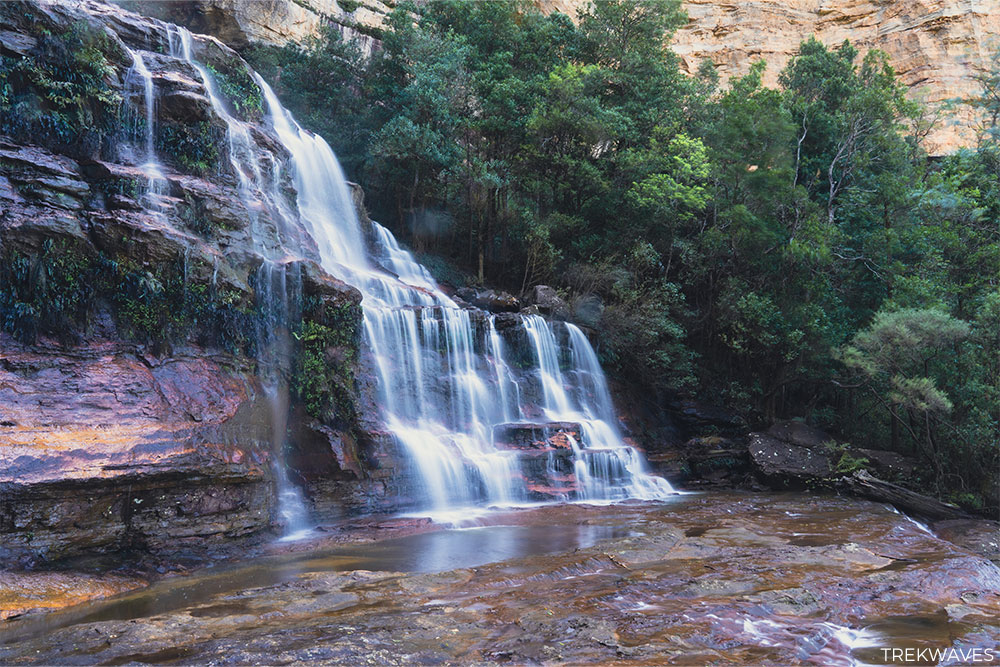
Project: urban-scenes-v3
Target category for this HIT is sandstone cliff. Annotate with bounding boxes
[147,0,998,156]
[558,0,999,155]
[114,0,389,52]
[669,0,999,155]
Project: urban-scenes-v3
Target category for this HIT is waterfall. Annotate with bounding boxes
[164,27,314,536]
[255,76,677,513]
[122,48,167,213]
[131,23,675,523]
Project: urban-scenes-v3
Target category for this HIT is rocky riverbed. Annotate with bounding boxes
[1,492,997,665]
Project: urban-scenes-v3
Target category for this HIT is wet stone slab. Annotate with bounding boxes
[0,492,998,665]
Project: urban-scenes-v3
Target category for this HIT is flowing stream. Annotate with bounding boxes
[124,26,676,523]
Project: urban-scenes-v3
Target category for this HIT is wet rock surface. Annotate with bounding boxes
[1,492,997,665]
[0,0,390,566]
[749,431,833,481]
[523,284,570,320]
[0,334,277,566]
[493,421,582,451]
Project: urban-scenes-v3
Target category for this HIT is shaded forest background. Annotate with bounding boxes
[245,0,999,510]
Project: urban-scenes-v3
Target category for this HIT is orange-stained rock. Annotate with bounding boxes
[0,570,146,619]
[669,0,999,155]
[0,334,277,566]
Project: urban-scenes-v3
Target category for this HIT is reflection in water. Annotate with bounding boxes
[2,494,999,666]
[0,522,625,644]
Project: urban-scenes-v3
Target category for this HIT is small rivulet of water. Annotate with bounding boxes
[122,48,167,215]
[127,21,676,527]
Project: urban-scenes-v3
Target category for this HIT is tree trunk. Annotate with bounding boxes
[890,411,900,451]
[838,470,967,521]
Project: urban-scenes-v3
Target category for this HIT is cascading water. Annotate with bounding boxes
[129,22,674,524]
[254,77,677,514]
[163,26,314,536]
[122,48,167,213]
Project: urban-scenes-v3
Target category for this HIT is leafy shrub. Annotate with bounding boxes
[205,62,262,121]
[155,120,225,176]
[292,301,361,424]
[0,19,122,156]
[824,441,870,475]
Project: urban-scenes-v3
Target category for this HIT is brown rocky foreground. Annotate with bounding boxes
[1,492,997,665]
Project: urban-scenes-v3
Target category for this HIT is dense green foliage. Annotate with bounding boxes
[292,300,362,425]
[251,0,997,509]
[154,120,225,176]
[0,239,256,353]
[0,15,123,156]
[205,62,263,122]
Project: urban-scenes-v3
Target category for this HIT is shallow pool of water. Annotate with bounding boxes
[1,492,997,666]
[0,520,629,644]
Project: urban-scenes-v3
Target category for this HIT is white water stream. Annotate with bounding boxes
[127,27,676,526]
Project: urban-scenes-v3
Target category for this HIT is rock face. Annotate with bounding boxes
[0,335,276,566]
[669,0,1000,155]
[114,0,389,50]
[0,0,371,565]
[523,285,570,320]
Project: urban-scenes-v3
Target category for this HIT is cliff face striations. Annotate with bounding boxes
[0,0,392,567]
[113,0,389,51]
[669,0,999,155]
[555,0,998,154]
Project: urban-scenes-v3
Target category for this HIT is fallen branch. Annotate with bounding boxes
[838,470,968,521]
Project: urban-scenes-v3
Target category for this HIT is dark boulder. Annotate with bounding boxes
[665,436,752,487]
[159,89,213,123]
[492,422,583,500]
[455,287,477,303]
[474,289,521,313]
[855,448,918,480]
[524,285,570,319]
[493,422,583,451]
[749,432,832,482]
[571,293,604,327]
[491,311,523,331]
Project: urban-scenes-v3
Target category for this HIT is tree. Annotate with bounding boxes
[367,10,470,237]
[578,0,690,147]
[842,308,969,466]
